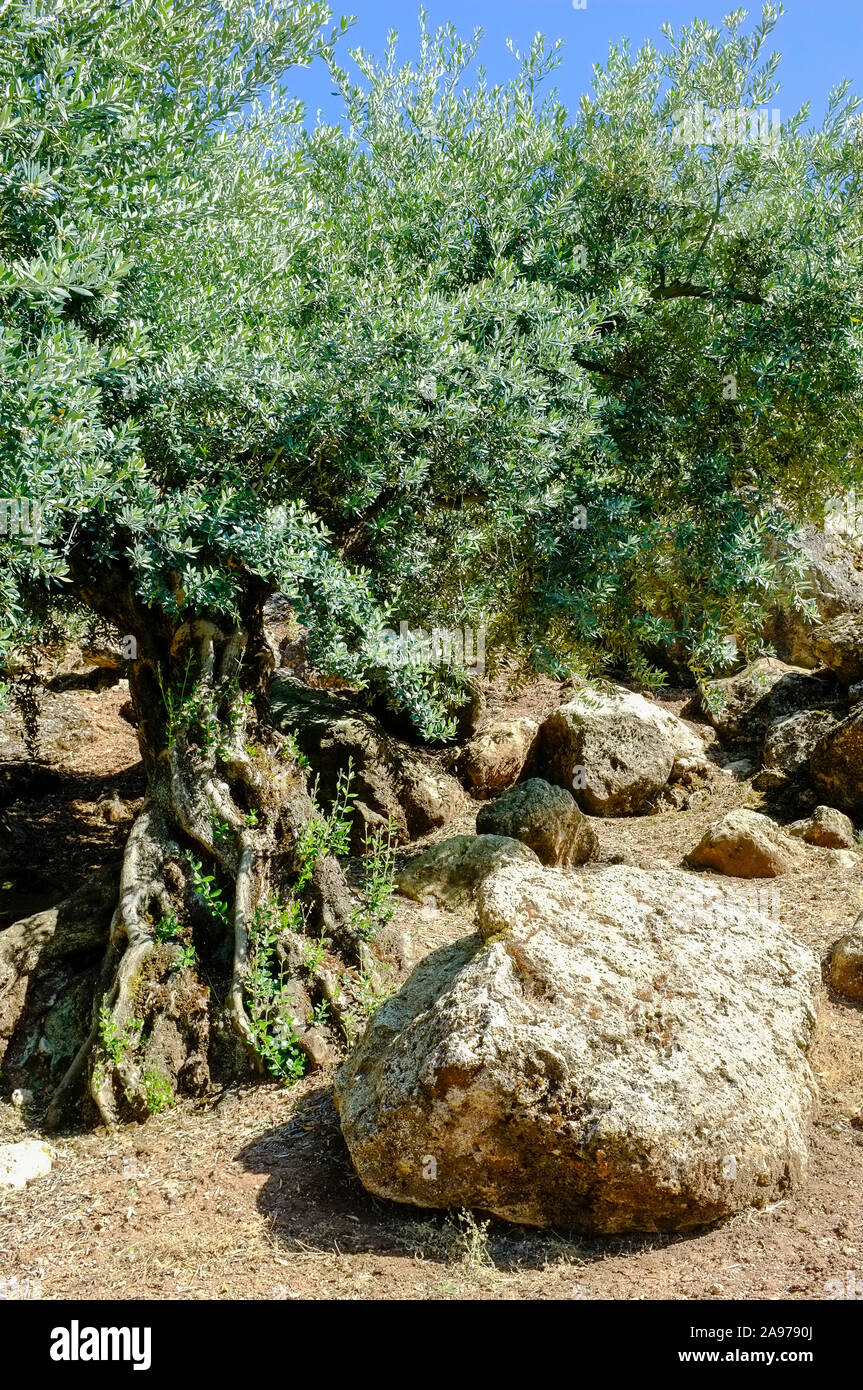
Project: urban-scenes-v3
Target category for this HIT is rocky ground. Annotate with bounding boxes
[1,662,862,1301]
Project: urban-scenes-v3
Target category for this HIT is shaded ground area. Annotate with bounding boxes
[0,678,861,1300]
[0,682,144,928]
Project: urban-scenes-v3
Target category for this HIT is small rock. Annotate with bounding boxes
[752,768,789,791]
[118,698,138,727]
[397,763,464,839]
[475,779,598,866]
[10,1088,33,1108]
[723,759,753,779]
[646,782,696,813]
[297,1027,335,1069]
[97,794,127,824]
[670,754,716,786]
[458,717,539,795]
[0,1141,53,1190]
[826,849,859,871]
[830,923,863,1000]
[788,805,856,850]
[686,809,807,878]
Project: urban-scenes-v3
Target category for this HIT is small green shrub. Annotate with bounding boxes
[351,823,397,940]
[141,1064,174,1115]
[245,897,307,1083]
[187,855,230,923]
[155,912,182,943]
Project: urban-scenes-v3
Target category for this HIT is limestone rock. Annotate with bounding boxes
[0,1141,53,1190]
[722,758,754,779]
[0,867,117,1077]
[788,805,856,850]
[534,684,708,816]
[397,762,464,840]
[761,709,838,779]
[270,676,463,848]
[826,849,859,872]
[458,716,539,795]
[811,709,863,817]
[39,641,125,692]
[829,923,863,1001]
[814,613,863,687]
[0,689,94,764]
[97,793,128,824]
[701,659,839,755]
[765,525,863,668]
[686,809,806,878]
[297,1026,336,1069]
[475,779,598,866]
[395,835,538,911]
[336,861,820,1232]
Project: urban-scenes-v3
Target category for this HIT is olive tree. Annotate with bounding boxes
[0,0,375,1123]
[1,2,861,1124]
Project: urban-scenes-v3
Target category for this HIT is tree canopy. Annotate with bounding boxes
[2,0,862,731]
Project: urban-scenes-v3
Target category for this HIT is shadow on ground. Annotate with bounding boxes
[0,761,145,927]
[238,1085,714,1274]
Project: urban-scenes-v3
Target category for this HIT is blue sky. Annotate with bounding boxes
[287,2,862,128]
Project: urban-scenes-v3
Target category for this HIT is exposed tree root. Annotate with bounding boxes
[37,616,368,1130]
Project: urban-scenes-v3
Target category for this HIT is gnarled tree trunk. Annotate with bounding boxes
[4,588,368,1130]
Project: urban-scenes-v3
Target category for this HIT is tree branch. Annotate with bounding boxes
[650,279,764,306]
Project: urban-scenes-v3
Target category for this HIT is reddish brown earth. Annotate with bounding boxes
[0,674,861,1301]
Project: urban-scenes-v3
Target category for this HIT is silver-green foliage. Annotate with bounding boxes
[2,1,861,717]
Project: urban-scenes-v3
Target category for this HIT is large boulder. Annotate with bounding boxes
[685,809,806,878]
[336,861,820,1232]
[810,709,863,817]
[766,525,863,668]
[475,779,598,866]
[701,659,839,755]
[270,676,463,848]
[0,687,96,764]
[395,835,538,911]
[44,641,126,691]
[533,685,708,816]
[457,716,539,796]
[0,866,117,1081]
